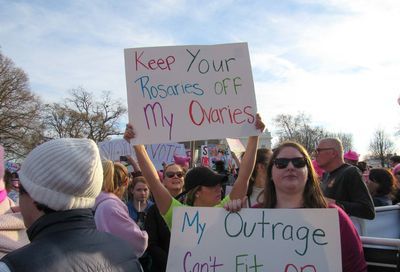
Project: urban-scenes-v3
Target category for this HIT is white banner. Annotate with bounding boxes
[124,42,258,145]
[167,207,342,272]
[145,143,186,170]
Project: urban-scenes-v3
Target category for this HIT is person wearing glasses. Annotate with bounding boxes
[315,138,375,220]
[124,113,265,230]
[256,141,367,272]
[144,162,186,272]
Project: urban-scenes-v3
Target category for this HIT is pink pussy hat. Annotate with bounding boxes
[344,150,359,161]
[0,145,5,190]
[173,154,190,168]
[393,164,400,175]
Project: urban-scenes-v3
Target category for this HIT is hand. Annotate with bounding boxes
[224,197,247,212]
[123,123,135,142]
[255,113,265,132]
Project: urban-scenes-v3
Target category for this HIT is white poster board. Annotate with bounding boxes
[226,138,246,154]
[98,139,135,161]
[145,143,186,170]
[167,207,342,272]
[124,43,258,145]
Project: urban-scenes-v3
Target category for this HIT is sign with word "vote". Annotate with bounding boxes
[124,43,258,145]
[167,207,342,272]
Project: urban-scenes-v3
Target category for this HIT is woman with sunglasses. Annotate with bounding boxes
[144,162,186,272]
[257,141,366,272]
[124,114,265,230]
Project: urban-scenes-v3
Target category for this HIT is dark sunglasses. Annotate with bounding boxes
[273,157,307,169]
[165,171,184,178]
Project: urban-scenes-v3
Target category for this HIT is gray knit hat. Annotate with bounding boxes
[19,138,103,211]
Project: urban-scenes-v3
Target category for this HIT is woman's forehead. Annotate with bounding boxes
[277,146,302,157]
[166,164,182,171]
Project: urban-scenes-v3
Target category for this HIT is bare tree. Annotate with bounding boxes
[328,132,353,152]
[369,129,395,166]
[274,113,353,154]
[44,87,127,142]
[0,51,44,159]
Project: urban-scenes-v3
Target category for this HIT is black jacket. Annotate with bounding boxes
[1,209,143,272]
[144,204,170,272]
[322,163,375,219]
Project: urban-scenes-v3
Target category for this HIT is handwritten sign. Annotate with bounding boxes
[167,207,342,272]
[226,138,246,154]
[98,139,135,161]
[145,143,186,170]
[124,43,258,145]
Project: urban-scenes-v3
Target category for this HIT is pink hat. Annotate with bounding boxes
[0,145,5,190]
[173,154,190,168]
[344,150,359,161]
[312,159,324,177]
[393,164,400,175]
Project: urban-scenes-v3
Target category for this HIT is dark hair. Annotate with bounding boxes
[3,169,13,191]
[357,161,367,172]
[19,184,56,214]
[247,148,272,199]
[390,155,400,164]
[368,168,395,197]
[262,141,327,208]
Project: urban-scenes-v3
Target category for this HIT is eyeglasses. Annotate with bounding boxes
[315,147,335,154]
[273,157,307,169]
[165,171,184,178]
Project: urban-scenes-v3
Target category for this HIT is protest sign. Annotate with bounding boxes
[145,142,186,170]
[98,139,135,161]
[167,207,342,272]
[124,43,258,145]
[226,138,246,154]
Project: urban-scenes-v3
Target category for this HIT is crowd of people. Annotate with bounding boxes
[0,116,399,271]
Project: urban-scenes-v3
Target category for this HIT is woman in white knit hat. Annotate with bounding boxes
[0,138,143,272]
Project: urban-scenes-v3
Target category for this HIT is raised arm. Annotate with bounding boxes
[124,125,173,215]
[229,114,265,200]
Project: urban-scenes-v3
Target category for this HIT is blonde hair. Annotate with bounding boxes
[102,160,128,199]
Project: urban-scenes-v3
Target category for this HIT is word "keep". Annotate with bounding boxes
[135,51,175,71]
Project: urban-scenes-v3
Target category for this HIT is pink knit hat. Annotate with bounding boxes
[0,145,5,191]
[393,164,400,175]
[173,154,190,168]
[344,150,359,161]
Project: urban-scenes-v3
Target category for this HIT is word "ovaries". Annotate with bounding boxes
[189,100,254,126]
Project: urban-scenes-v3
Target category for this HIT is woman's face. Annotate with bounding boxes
[163,164,185,193]
[132,182,150,203]
[271,146,308,196]
[196,184,222,207]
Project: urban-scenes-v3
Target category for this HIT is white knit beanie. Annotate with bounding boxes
[19,138,103,211]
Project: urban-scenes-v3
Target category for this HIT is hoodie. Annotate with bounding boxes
[93,192,148,257]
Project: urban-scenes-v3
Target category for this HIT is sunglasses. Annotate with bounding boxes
[165,171,184,178]
[273,157,307,169]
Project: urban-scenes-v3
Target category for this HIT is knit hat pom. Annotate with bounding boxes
[19,138,103,211]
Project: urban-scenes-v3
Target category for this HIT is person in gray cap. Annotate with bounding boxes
[0,138,143,272]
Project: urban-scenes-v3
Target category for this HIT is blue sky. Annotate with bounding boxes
[1,0,399,157]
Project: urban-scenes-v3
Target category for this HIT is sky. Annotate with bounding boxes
[0,0,399,158]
